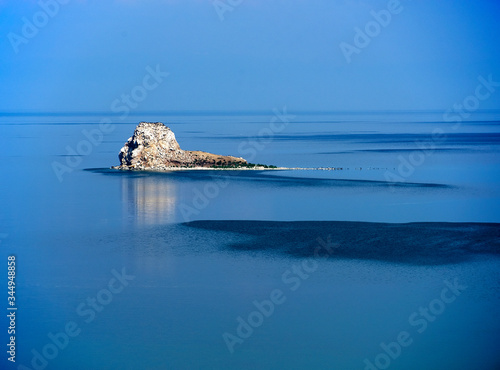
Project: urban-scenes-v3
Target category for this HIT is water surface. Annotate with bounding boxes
[1,111,499,369]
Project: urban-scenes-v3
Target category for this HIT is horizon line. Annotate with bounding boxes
[1,109,500,117]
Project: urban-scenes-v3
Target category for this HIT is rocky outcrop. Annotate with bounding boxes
[114,122,248,170]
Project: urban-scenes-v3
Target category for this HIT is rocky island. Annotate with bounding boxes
[113,121,279,171]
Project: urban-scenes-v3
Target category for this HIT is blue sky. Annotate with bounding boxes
[0,0,499,112]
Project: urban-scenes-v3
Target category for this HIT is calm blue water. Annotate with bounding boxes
[1,112,500,369]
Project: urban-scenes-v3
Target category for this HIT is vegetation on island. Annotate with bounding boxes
[175,158,278,169]
[210,161,278,169]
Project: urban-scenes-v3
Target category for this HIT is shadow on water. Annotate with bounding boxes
[211,132,500,144]
[182,220,500,265]
[86,168,452,189]
[84,169,497,265]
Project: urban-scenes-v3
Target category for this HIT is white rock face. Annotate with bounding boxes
[115,122,247,170]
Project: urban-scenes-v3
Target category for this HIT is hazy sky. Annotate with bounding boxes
[1,0,499,112]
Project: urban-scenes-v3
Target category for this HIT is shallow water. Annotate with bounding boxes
[1,112,500,369]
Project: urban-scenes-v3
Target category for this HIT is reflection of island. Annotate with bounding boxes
[121,175,177,226]
[113,122,279,171]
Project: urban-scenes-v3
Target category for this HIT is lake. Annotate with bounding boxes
[1,111,499,369]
